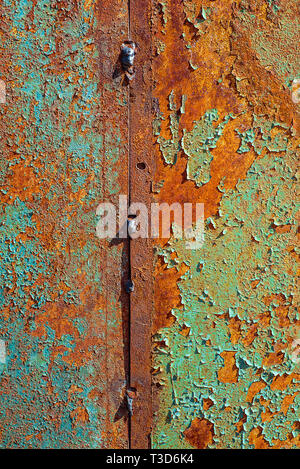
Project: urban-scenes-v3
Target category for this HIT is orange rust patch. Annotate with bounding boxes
[236,413,247,433]
[246,381,266,403]
[242,324,258,347]
[262,350,285,367]
[262,294,297,328]
[202,398,214,411]
[275,305,296,329]
[263,293,287,307]
[153,256,189,332]
[2,162,41,203]
[68,385,84,397]
[228,317,242,345]
[184,418,214,449]
[249,427,270,449]
[178,325,191,337]
[218,351,239,384]
[271,373,299,391]
[257,312,272,328]
[70,405,89,427]
[274,224,292,234]
[281,392,299,416]
[251,279,260,289]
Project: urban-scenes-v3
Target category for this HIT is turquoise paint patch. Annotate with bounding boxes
[153,119,298,448]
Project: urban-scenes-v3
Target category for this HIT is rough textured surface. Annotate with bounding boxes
[0,0,299,450]
[0,0,130,448]
[152,0,300,449]
[128,0,154,448]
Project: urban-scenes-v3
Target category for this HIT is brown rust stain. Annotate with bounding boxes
[183,418,215,449]
[202,398,214,411]
[262,350,285,367]
[218,351,239,384]
[246,381,267,403]
[70,405,90,427]
[152,0,300,336]
[271,373,299,391]
[248,427,271,449]
[0,0,130,449]
[153,256,189,332]
[280,392,299,416]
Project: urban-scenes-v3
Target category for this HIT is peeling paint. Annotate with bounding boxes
[0,0,130,449]
[182,109,234,186]
[152,0,299,449]
[0,0,299,450]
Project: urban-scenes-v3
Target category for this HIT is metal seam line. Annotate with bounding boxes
[128,0,153,449]
[128,0,132,448]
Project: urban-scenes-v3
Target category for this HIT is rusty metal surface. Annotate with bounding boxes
[151,0,300,449]
[0,0,130,448]
[0,0,299,451]
[129,0,154,449]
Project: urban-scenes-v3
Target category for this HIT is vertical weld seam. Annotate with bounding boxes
[128,0,132,449]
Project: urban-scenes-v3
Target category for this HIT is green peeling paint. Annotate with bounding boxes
[157,99,234,186]
[183,1,212,30]
[0,0,128,449]
[153,131,299,448]
[157,91,185,166]
[236,116,289,155]
[183,110,234,186]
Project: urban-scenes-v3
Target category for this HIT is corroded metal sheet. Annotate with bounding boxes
[129,0,154,449]
[0,0,130,448]
[151,0,300,449]
[0,0,299,451]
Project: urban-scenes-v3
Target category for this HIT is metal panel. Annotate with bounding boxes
[0,0,130,448]
[151,0,300,449]
[0,0,299,451]
[129,0,154,449]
